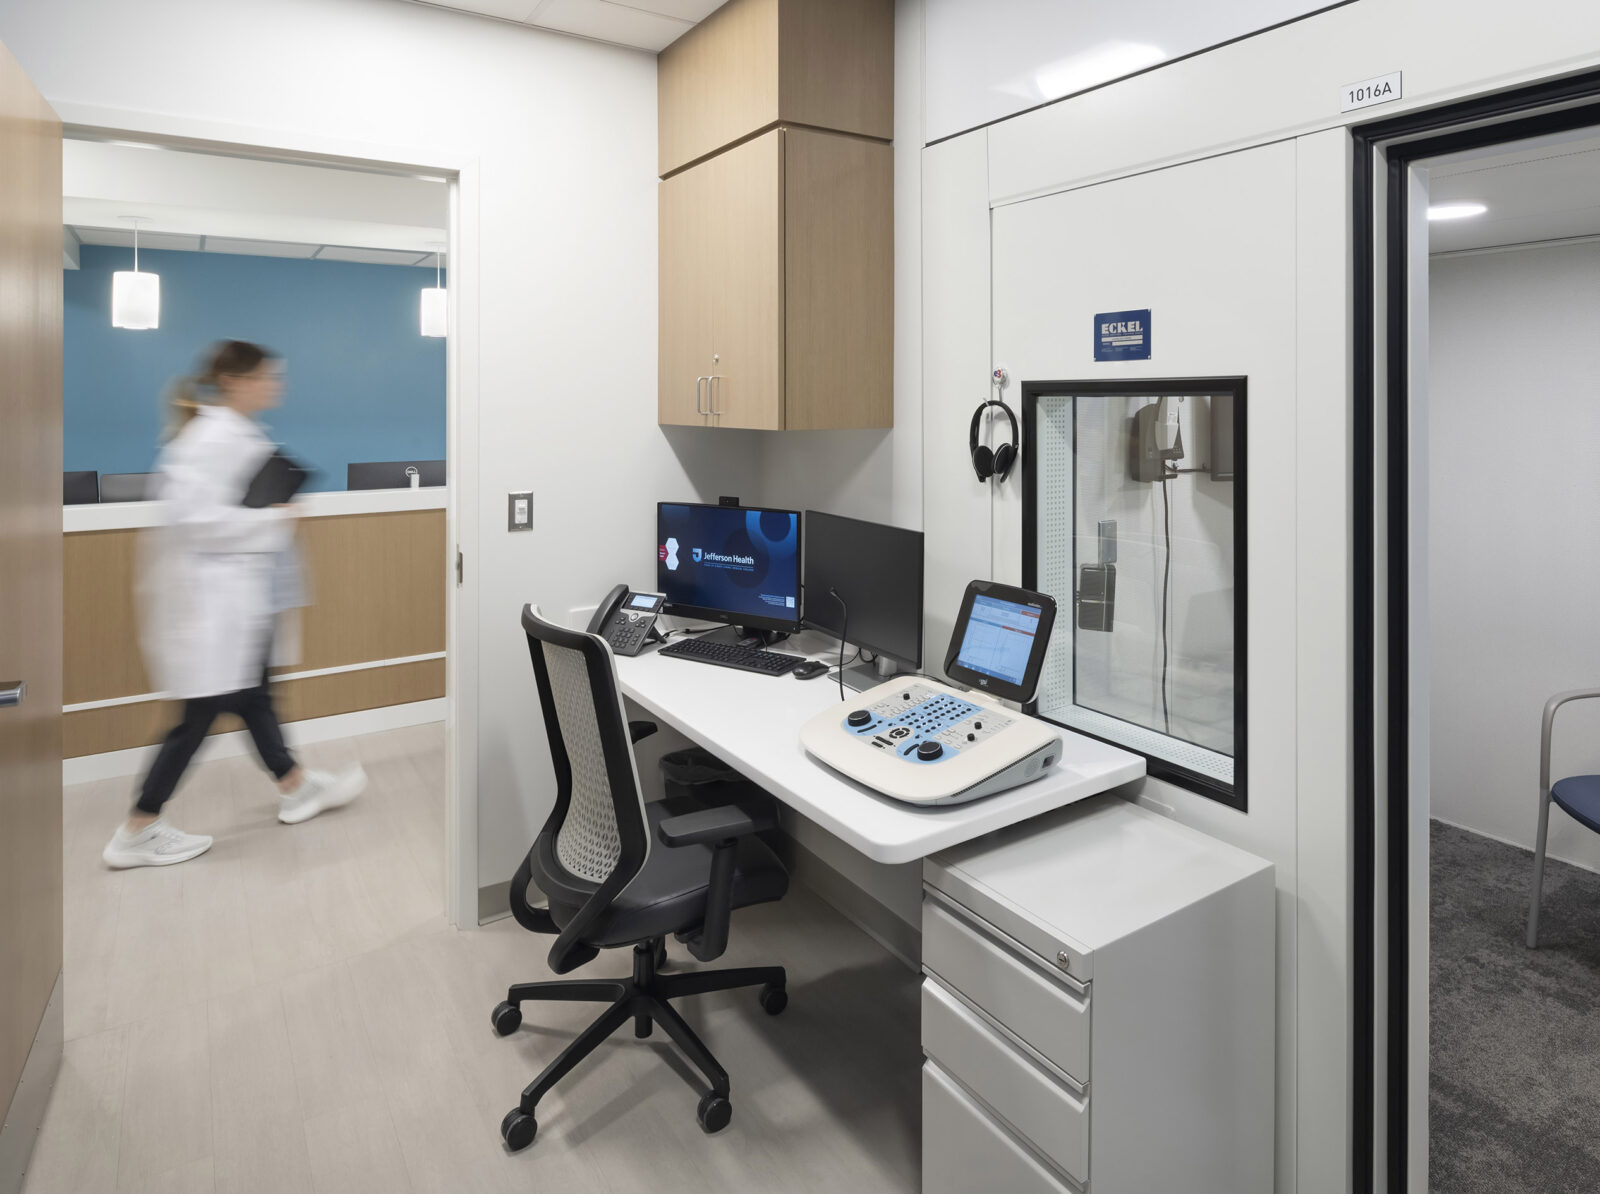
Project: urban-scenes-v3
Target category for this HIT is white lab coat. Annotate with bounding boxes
[137,405,302,700]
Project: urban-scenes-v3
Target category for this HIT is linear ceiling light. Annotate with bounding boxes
[1427,202,1488,221]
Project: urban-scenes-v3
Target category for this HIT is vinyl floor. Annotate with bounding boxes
[22,724,921,1194]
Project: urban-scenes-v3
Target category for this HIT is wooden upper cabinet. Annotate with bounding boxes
[658,128,891,431]
[658,0,893,178]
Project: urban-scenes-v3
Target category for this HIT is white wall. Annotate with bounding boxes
[1428,242,1600,873]
[0,0,761,893]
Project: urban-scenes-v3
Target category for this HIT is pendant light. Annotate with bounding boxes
[420,246,446,338]
[111,217,160,330]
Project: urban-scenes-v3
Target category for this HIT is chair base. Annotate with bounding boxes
[493,939,785,1149]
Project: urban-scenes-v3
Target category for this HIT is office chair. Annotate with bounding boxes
[492,605,790,1150]
[1526,687,1600,947]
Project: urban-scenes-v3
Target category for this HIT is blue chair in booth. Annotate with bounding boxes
[1526,687,1600,947]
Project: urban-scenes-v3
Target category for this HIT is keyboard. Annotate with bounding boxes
[658,636,803,676]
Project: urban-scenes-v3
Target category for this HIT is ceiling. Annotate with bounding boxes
[403,0,725,52]
[64,139,448,269]
[1426,129,1600,255]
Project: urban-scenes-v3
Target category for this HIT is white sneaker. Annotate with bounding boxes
[278,765,367,825]
[102,820,214,869]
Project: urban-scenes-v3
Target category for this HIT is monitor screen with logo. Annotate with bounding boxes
[657,503,802,633]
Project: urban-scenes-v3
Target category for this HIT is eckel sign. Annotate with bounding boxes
[1094,309,1151,361]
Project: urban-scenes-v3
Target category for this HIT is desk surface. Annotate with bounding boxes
[615,637,1145,865]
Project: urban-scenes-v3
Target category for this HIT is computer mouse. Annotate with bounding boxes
[792,660,830,680]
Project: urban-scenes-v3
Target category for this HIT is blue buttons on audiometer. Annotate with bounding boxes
[840,683,1012,765]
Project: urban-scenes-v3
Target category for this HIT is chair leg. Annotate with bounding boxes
[1527,788,1554,949]
[658,965,785,1001]
[507,979,629,1005]
[518,996,635,1114]
[644,995,730,1098]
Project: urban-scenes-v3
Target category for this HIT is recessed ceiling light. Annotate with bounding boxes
[1428,202,1488,221]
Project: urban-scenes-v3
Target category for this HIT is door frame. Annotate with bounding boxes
[1351,69,1600,1194]
[53,101,482,928]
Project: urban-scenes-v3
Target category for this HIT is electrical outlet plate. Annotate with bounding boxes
[507,491,533,532]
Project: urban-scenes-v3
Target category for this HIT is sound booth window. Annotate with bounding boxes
[1022,379,1246,809]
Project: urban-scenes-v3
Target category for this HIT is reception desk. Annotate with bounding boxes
[62,488,446,758]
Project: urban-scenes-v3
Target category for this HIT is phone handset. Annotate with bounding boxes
[587,583,630,636]
[587,584,667,656]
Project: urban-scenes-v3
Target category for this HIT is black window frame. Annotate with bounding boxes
[1020,376,1248,811]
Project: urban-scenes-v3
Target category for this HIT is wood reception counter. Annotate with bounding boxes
[62,488,446,759]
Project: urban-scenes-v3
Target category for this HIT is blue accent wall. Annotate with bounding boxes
[65,245,445,491]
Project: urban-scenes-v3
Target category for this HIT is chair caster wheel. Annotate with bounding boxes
[758,984,787,1016]
[491,1001,522,1036]
[697,1092,732,1134]
[501,1108,537,1151]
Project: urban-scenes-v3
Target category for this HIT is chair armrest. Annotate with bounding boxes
[629,720,658,745]
[1541,689,1600,792]
[657,803,775,848]
[656,803,777,963]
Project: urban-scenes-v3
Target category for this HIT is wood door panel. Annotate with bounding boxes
[708,130,784,430]
[659,160,715,426]
[783,130,893,429]
[657,0,779,178]
[0,36,62,1125]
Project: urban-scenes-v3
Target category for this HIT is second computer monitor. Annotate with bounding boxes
[657,502,803,634]
[803,511,924,673]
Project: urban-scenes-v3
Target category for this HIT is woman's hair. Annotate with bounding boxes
[166,340,278,437]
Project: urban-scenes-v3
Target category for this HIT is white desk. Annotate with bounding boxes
[613,637,1144,865]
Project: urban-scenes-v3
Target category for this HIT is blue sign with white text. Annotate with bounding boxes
[1094,309,1151,361]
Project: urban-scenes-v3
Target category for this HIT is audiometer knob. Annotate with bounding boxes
[847,710,872,728]
[916,741,944,761]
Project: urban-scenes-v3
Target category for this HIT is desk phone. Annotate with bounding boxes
[588,584,666,657]
[800,581,1063,806]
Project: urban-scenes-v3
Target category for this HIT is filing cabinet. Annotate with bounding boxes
[921,795,1275,1194]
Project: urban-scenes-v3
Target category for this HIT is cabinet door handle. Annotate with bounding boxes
[695,376,709,415]
[0,680,25,709]
[709,375,722,416]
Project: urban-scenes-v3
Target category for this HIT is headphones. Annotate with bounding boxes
[968,399,1019,483]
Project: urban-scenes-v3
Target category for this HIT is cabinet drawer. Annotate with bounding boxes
[922,977,1089,1183]
[923,1061,1081,1194]
[922,894,1090,1083]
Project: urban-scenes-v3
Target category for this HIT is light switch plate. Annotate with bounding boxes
[507,491,533,532]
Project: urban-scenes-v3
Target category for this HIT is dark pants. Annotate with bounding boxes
[135,667,295,815]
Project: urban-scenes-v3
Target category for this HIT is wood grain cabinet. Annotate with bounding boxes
[658,0,893,432]
[659,127,892,431]
[658,0,893,179]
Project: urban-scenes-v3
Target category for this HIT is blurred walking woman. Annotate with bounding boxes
[103,341,365,869]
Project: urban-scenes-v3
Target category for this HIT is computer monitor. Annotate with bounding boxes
[657,502,802,635]
[99,473,153,502]
[347,459,445,490]
[943,580,1057,704]
[63,471,98,505]
[802,510,923,689]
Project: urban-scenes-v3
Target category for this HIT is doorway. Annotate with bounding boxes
[1354,73,1600,1194]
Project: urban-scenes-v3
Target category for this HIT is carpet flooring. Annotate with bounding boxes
[1431,820,1600,1193]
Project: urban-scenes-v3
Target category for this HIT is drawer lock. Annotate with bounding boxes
[1055,951,1071,973]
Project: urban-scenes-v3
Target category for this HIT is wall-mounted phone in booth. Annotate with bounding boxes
[587,584,667,656]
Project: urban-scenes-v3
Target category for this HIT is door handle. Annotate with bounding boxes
[695,376,709,416]
[0,680,24,709]
[709,375,722,416]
